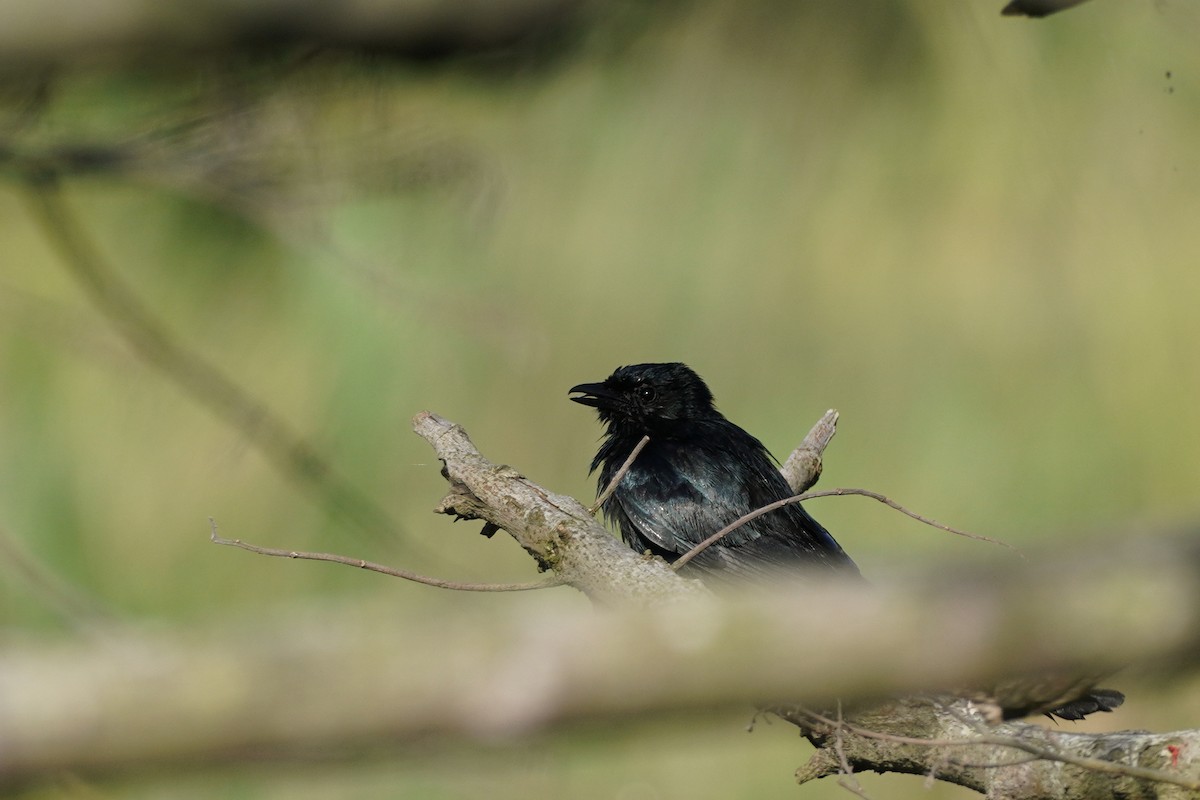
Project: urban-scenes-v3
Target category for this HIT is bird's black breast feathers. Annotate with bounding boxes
[573,365,859,581]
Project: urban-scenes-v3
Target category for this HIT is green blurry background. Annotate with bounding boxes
[2,1,1199,797]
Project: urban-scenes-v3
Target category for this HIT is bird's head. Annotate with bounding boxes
[569,362,717,435]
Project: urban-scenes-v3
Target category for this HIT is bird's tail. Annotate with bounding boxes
[1044,688,1125,721]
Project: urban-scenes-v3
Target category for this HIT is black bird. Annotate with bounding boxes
[569,362,859,582]
[570,362,1123,720]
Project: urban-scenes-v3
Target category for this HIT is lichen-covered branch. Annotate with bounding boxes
[784,698,1200,798]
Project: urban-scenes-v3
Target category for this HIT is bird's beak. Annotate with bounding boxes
[569,381,617,408]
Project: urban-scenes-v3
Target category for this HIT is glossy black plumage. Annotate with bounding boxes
[569,362,1124,721]
[569,362,858,582]
[1040,688,1125,722]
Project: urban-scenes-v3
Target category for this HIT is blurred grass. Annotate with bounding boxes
[2,1,1199,797]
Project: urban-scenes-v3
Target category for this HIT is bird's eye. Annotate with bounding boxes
[637,385,656,402]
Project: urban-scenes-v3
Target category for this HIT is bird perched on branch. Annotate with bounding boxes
[569,362,859,582]
[570,361,1123,721]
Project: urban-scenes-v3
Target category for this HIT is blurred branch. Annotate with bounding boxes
[0,0,587,63]
[20,176,410,548]
[1001,0,1094,18]
[2,536,1200,790]
[0,521,115,634]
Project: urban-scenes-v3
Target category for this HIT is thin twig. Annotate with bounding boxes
[800,488,1020,553]
[209,519,563,592]
[836,776,874,799]
[589,435,649,515]
[672,487,1017,570]
[797,707,1200,792]
[833,700,873,800]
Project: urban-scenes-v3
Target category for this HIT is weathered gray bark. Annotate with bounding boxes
[784,698,1200,799]
[413,411,706,606]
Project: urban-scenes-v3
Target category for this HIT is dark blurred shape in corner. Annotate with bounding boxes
[1002,0,1093,18]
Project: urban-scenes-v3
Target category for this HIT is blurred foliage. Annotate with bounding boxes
[2,0,1200,797]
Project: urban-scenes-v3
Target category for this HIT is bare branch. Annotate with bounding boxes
[831,701,874,800]
[209,518,561,592]
[779,412,1016,551]
[672,487,1017,571]
[780,408,839,494]
[590,434,649,515]
[0,0,587,63]
[795,487,1020,552]
[411,411,706,605]
[669,410,1015,571]
[788,700,1200,796]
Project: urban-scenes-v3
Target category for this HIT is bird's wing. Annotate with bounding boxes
[611,441,858,577]
[612,446,765,556]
